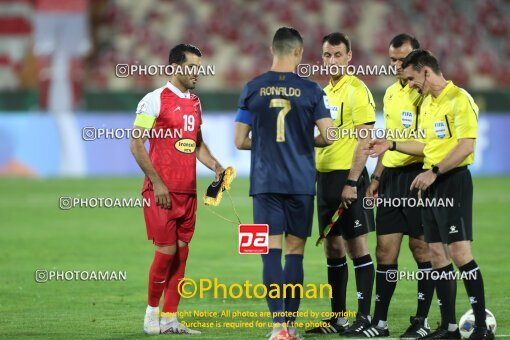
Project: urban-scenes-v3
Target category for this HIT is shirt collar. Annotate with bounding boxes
[329,74,351,92]
[432,80,454,104]
[166,81,190,99]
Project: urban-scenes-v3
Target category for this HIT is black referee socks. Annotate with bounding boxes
[353,254,375,316]
[434,263,457,327]
[416,261,434,318]
[327,257,348,317]
[459,260,487,328]
[373,263,398,323]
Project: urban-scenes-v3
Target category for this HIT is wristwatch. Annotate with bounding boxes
[431,165,441,176]
[371,174,380,181]
[389,141,397,151]
[345,179,357,187]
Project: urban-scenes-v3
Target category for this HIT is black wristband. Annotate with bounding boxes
[371,174,380,181]
[345,179,358,187]
[432,165,441,176]
[389,140,397,151]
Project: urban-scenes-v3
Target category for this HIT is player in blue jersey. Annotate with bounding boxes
[234,27,334,340]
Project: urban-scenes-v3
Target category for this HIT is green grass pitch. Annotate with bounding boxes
[0,176,508,339]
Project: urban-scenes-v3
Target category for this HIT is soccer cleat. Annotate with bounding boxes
[468,326,494,340]
[423,327,460,339]
[160,318,201,335]
[143,309,160,335]
[268,326,291,340]
[344,314,372,337]
[400,316,431,338]
[305,318,349,334]
[358,325,390,338]
[288,326,304,340]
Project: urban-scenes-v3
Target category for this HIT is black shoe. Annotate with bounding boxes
[344,314,372,337]
[305,318,349,334]
[357,324,390,338]
[400,316,431,338]
[468,326,494,340]
[423,327,460,339]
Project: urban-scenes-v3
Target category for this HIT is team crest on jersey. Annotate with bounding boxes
[434,121,446,139]
[401,111,413,128]
[174,138,196,153]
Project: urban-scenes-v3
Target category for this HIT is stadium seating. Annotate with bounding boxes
[1,0,509,90]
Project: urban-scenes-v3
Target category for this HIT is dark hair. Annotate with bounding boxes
[322,32,351,52]
[168,44,202,65]
[389,33,420,49]
[402,49,440,73]
[272,27,303,55]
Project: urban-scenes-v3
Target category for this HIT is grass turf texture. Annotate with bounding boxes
[0,177,508,339]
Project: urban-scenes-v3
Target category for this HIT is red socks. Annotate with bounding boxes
[147,251,174,307]
[163,246,190,313]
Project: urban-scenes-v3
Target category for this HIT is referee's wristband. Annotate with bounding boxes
[370,174,380,182]
[389,140,397,151]
[345,179,358,187]
[432,165,442,176]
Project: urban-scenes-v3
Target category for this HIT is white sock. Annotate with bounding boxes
[161,315,178,324]
[146,305,159,314]
[377,320,388,329]
[336,317,348,326]
[448,323,458,332]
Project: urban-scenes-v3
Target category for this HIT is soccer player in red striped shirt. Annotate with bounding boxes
[130,44,224,335]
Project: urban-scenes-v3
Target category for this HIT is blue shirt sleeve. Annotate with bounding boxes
[235,109,252,125]
[313,85,332,121]
[235,84,252,125]
[237,84,249,110]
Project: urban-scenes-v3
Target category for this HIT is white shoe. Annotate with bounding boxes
[160,318,201,335]
[268,325,291,340]
[143,308,160,335]
[288,326,304,340]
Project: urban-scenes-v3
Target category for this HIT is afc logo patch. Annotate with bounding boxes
[136,101,148,114]
[238,224,269,254]
[434,121,447,139]
[401,111,413,128]
[330,106,339,120]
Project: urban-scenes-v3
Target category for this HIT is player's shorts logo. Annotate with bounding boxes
[434,121,447,139]
[174,138,196,154]
[401,111,413,128]
[238,224,269,254]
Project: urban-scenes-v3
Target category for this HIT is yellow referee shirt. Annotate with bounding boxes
[316,75,376,171]
[421,81,478,169]
[382,81,424,168]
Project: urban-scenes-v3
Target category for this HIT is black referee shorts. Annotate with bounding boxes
[317,168,375,240]
[422,166,473,244]
[376,163,424,238]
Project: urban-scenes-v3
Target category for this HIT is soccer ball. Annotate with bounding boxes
[459,309,496,339]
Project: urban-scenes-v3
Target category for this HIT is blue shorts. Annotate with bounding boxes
[253,194,314,239]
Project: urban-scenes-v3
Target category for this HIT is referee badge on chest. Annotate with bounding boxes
[434,121,446,139]
[401,111,413,128]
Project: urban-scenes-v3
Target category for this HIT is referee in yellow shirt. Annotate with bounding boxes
[369,49,493,340]
[306,32,375,337]
[363,34,434,338]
